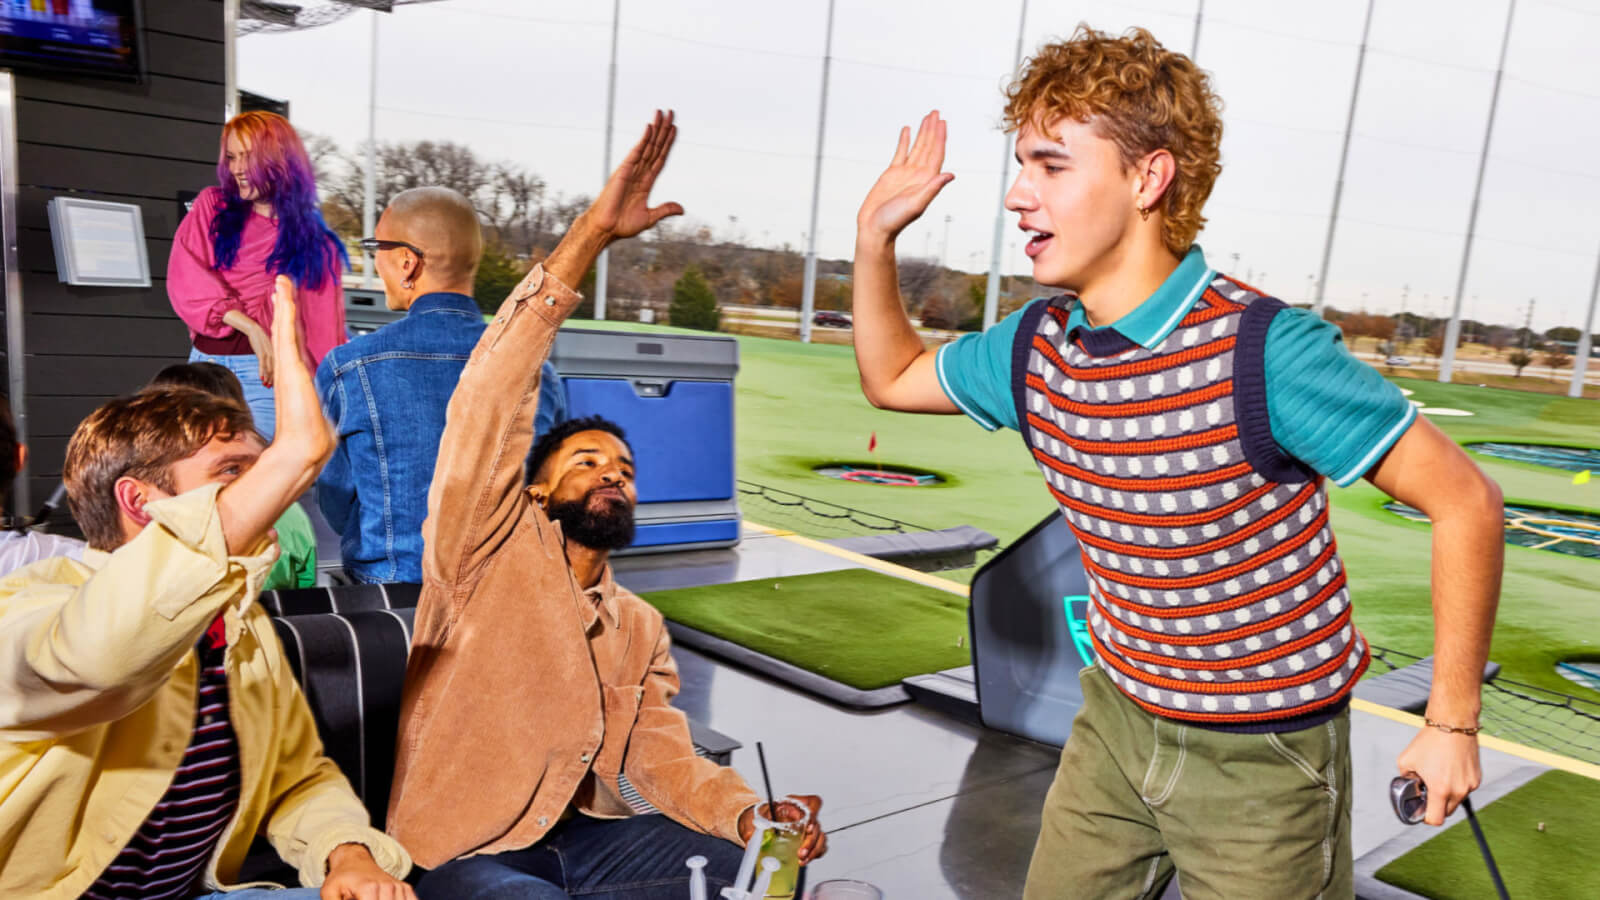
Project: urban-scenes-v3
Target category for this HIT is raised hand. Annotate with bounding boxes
[269,275,335,465]
[545,111,684,292]
[588,109,683,241]
[857,111,955,244]
[215,275,336,555]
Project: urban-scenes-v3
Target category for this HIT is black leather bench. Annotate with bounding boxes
[239,583,743,882]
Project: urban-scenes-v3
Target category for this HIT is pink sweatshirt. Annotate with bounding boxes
[167,186,347,365]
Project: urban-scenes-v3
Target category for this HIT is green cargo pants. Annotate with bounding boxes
[1023,665,1353,899]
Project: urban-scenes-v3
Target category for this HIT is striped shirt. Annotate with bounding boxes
[83,621,239,900]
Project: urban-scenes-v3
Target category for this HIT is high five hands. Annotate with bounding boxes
[547,110,683,290]
[269,274,335,468]
[857,111,955,245]
[596,109,683,240]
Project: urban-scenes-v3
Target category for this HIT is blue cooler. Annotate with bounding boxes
[552,328,741,554]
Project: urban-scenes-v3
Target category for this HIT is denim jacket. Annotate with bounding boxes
[315,292,566,583]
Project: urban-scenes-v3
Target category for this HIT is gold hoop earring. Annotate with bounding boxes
[1138,206,1152,222]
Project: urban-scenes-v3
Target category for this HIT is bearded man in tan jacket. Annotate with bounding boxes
[388,112,827,899]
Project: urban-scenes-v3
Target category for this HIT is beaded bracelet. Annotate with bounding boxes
[1424,717,1482,735]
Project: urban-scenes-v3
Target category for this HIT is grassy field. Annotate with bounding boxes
[1386,366,1600,399]
[565,319,1599,698]
[1376,770,1600,898]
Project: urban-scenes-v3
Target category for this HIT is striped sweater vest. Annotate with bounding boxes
[1010,275,1370,730]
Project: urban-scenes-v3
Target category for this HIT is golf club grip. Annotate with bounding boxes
[1462,798,1511,900]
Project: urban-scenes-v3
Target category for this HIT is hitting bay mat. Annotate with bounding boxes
[1375,770,1600,898]
[643,569,971,694]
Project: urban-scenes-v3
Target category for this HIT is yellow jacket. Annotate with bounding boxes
[0,483,410,898]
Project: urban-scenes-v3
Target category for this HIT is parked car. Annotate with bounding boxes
[814,311,852,328]
[1384,356,1411,366]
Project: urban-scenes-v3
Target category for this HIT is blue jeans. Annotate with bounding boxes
[190,883,318,890]
[417,814,748,900]
[189,347,276,443]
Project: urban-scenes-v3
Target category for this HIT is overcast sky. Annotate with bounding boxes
[240,0,1600,332]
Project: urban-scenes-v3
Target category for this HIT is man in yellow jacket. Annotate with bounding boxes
[0,277,413,899]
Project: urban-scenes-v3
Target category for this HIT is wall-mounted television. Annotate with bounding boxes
[0,1,143,83]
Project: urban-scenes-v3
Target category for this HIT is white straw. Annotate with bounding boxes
[686,855,708,900]
[734,825,767,890]
[749,856,781,898]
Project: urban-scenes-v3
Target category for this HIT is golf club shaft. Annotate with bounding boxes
[1462,798,1510,900]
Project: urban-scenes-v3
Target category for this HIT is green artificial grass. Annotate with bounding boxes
[640,568,971,691]
[563,320,1599,700]
[1375,770,1600,898]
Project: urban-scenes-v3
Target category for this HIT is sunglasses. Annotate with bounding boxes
[358,237,426,260]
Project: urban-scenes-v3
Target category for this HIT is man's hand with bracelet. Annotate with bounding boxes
[1396,712,1484,826]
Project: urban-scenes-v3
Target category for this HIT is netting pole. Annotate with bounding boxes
[1190,0,1203,59]
[1441,0,1518,384]
[799,0,836,344]
[1312,0,1376,320]
[1570,245,1598,398]
[594,0,620,321]
[361,10,379,289]
[982,0,1028,331]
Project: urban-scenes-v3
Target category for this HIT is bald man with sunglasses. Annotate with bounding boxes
[315,187,566,584]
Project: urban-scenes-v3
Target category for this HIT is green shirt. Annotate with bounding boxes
[263,501,317,592]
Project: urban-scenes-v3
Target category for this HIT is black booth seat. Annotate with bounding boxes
[270,608,416,826]
[241,583,743,880]
[259,581,421,619]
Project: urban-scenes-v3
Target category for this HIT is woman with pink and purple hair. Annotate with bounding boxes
[167,111,348,442]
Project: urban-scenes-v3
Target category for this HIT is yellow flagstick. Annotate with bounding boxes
[1576,470,1592,486]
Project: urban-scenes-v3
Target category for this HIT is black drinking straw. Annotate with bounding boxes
[755,741,778,820]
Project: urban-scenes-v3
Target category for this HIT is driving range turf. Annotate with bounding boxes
[566,319,1599,700]
[1374,770,1600,898]
[642,569,971,691]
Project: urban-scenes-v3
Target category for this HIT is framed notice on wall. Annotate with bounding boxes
[47,196,150,287]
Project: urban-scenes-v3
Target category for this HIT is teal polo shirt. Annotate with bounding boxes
[936,246,1417,487]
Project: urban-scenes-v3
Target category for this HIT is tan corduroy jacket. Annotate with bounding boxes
[0,484,411,898]
[387,266,761,869]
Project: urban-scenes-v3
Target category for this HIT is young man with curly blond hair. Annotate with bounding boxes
[851,25,1504,898]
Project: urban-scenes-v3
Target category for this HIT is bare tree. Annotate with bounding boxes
[1487,326,1512,355]
[482,166,547,250]
[898,258,944,311]
[302,131,343,188]
[1542,349,1571,380]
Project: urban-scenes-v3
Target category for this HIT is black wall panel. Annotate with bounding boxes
[0,0,224,516]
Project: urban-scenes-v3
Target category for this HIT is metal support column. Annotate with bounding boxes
[361,10,380,287]
[1312,0,1376,319]
[223,0,239,119]
[595,0,620,320]
[0,73,26,512]
[1571,250,1599,398]
[983,0,1028,331]
[799,0,837,343]
[1440,0,1517,383]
